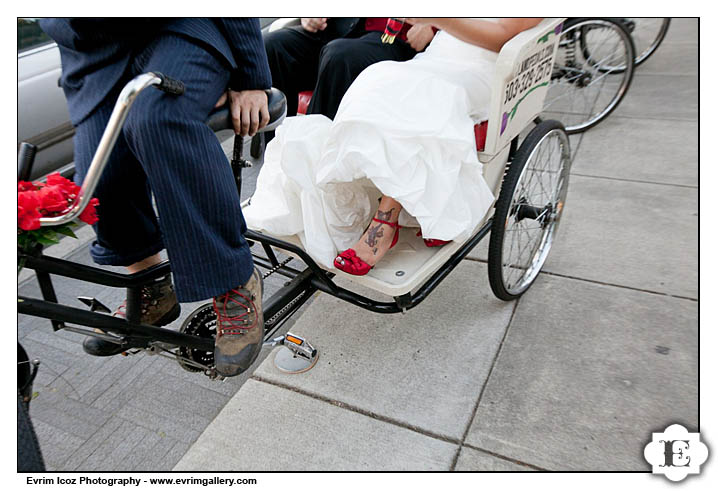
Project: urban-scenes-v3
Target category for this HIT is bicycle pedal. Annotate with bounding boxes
[282,333,316,360]
[273,332,319,374]
[77,296,111,314]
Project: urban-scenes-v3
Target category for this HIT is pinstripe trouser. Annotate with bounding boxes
[72,33,254,302]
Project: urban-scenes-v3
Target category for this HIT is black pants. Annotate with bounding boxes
[264,27,416,120]
[72,34,254,302]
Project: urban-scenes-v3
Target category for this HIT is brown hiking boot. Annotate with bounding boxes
[212,267,264,377]
[83,274,180,356]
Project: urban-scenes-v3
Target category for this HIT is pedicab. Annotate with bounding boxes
[17,17,571,467]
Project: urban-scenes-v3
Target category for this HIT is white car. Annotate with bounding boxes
[17,18,73,180]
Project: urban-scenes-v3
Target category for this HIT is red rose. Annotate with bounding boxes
[18,181,37,192]
[17,174,100,240]
[46,172,74,188]
[46,173,80,200]
[18,190,40,214]
[18,191,42,230]
[38,185,69,214]
[79,197,100,225]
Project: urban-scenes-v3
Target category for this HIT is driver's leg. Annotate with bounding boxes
[74,101,166,271]
[73,98,180,356]
[123,32,254,303]
[122,33,263,376]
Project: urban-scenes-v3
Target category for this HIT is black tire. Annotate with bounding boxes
[488,120,571,301]
[537,18,635,134]
[621,18,671,66]
[18,392,45,472]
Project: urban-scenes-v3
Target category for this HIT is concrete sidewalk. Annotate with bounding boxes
[18,136,302,472]
[19,18,697,472]
[174,19,698,471]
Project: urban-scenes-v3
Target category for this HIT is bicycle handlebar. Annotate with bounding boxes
[36,72,286,228]
[38,73,168,227]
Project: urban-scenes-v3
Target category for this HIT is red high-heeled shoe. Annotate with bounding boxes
[416,230,450,247]
[334,218,401,276]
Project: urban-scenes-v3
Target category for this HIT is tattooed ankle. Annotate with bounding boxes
[365,223,384,248]
[376,208,395,222]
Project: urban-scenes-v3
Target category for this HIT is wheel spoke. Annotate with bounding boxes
[542,19,633,132]
[496,128,570,297]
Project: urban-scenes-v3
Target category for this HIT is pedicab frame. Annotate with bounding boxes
[18,17,570,380]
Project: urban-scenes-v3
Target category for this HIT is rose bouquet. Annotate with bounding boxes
[18,173,99,272]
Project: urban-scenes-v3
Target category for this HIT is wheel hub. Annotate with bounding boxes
[576,72,592,88]
[513,198,554,228]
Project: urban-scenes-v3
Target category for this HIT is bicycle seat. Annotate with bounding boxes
[206,88,287,134]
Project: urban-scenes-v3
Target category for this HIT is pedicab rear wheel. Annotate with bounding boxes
[622,17,671,67]
[537,18,635,134]
[488,120,571,301]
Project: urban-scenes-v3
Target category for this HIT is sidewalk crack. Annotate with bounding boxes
[461,258,697,302]
[459,443,549,471]
[537,270,698,302]
[569,172,697,189]
[251,374,461,446]
[449,298,520,471]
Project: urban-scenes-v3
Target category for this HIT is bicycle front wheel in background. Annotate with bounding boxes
[488,120,571,301]
[622,18,671,66]
[539,18,635,134]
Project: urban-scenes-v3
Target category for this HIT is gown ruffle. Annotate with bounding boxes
[245,29,499,269]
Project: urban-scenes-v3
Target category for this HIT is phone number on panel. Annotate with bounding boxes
[504,58,553,106]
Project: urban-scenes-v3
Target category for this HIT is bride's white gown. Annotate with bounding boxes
[245,26,499,269]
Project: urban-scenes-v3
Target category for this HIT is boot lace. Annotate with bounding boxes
[212,288,259,338]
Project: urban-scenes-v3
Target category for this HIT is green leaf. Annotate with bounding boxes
[54,225,77,238]
[27,230,45,241]
[35,235,60,246]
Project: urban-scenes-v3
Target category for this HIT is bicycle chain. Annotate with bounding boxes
[143,343,221,379]
[265,289,307,327]
[262,256,294,280]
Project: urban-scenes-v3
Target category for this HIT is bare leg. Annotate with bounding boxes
[126,253,162,274]
[349,196,402,267]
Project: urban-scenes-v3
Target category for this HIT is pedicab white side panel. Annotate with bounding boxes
[480,18,564,162]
